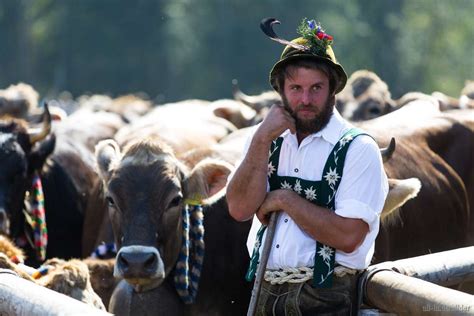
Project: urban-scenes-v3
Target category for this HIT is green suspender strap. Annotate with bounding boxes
[246,128,367,288]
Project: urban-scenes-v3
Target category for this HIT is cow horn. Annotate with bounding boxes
[260,17,309,51]
[232,79,256,107]
[380,137,396,162]
[28,102,52,144]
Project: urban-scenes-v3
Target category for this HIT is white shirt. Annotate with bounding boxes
[235,109,388,270]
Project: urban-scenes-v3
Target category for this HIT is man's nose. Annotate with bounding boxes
[301,91,311,105]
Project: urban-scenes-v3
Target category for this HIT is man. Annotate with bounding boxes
[227,18,388,315]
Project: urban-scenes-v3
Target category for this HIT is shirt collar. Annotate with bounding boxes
[281,108,348,145]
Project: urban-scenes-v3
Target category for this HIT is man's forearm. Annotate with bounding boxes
[227,136,272,221]
[259,190,369,252]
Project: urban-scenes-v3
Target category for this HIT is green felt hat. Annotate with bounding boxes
[262,18,347,94]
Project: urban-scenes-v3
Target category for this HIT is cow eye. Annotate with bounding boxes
[369,107,381,115]
[106,196,115,207]
[168,194,183,209]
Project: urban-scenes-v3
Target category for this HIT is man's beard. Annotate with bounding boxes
[282,95,335,135]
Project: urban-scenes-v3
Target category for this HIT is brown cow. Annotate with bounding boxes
[96,139,252,315]
[358,103,474,261]
[336,70,398,121]
[0,235,106,310]
[114,100,237,156]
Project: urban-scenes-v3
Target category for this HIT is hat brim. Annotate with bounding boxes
[269,54,347,94]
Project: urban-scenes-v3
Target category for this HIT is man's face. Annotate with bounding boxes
[282,66,334,135]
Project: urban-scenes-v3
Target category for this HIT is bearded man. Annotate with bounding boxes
[227,18,388,315]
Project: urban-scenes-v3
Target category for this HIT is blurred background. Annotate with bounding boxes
[0,0,473,103]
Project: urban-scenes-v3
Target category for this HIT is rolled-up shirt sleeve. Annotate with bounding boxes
[334,135,388,231]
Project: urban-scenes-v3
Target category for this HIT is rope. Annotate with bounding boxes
[90,243,117,259]
[31,172,48,261]
[174,204,205,304]
[264,266,359,285]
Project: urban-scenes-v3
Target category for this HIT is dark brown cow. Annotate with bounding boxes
[0,104,109,266]
[358,103,474,261]
[96,139,252,315]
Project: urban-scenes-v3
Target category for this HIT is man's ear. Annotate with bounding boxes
[382,178,422,221]
[184,158,235,205]
[95,139,122,183]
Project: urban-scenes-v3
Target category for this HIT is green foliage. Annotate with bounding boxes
[0,0,472,101]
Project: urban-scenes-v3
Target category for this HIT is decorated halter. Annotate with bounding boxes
[20,172,48,261]
[174,198,205,304]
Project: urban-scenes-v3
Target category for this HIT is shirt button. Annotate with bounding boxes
[276,244,280,248]
[284,219,288,223]
[294,168,299,173]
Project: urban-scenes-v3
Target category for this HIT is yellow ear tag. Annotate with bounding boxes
[184,194,203,206]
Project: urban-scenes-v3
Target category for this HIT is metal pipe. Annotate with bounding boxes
[389,246,474,287]
[365,270,474,315]
[0,269,110,316]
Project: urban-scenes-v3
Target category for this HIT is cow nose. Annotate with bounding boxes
[115,246,164,279]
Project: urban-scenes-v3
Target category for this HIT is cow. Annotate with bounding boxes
[0,103,108,266]
[0,235,106,310]
[114,99,238,156]
[77,94,153,123]
[335,70,398,121]
[0,82,39,118]
[95,138,253,315]
[357,101,474,262]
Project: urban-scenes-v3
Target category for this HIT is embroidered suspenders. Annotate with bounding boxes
[246,128,365,288]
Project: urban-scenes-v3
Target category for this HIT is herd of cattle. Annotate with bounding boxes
[0,71,473,315]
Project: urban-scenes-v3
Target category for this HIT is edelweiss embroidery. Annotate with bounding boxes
[294,179,302,194]
[268,161,276,177]
[304,186,317,201]
[324,167,341,187]
[339,134,353,147]
[317,245,334,262]
[281,180,293,190]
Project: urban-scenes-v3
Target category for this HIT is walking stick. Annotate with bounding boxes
[247,211,280,316]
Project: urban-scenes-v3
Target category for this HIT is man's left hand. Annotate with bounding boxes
[256,189,293,225]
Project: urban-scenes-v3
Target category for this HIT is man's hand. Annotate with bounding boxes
[256,189,293,225]
[254,103,296,144]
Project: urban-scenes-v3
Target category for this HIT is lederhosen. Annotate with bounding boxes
[246,128,366,289]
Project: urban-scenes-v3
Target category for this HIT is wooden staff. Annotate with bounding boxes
[247,211,280,316]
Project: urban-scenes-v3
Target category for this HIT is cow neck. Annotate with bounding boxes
[173,203,205,304]
[246,128,366,288]
[20,171,48,262]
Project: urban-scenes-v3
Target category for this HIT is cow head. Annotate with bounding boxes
[96,139,233,292]
[0,104,54,236]
[337,70,397,121]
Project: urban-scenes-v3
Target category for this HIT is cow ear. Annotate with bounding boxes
[95,139,122,182]
[212,100,256,129]
[185,158,234,205]
[382,178,422,221]
[29,134,56,172]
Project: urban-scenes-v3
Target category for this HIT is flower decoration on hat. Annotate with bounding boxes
[297,18,334,56]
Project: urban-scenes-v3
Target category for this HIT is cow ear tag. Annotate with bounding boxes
[184,194,203,206]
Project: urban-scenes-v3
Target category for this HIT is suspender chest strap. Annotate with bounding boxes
[246,128,367,288]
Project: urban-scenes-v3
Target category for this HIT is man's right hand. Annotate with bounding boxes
[254,103,296,143]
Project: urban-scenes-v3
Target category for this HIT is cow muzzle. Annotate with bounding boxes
[114,245,165,292]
